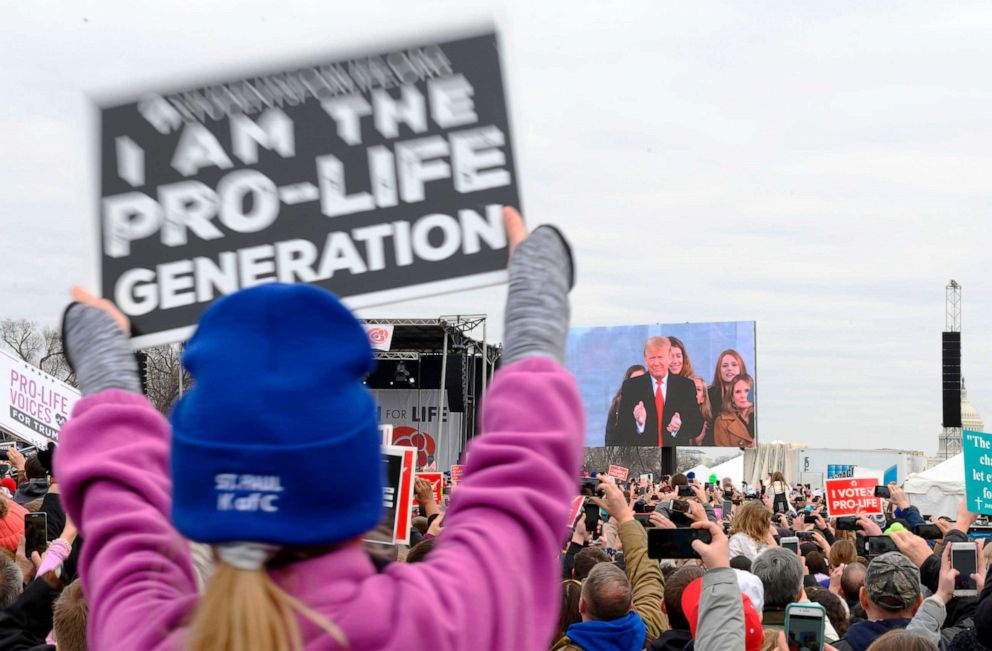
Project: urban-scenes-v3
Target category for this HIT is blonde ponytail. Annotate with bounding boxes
[187,561,347,651]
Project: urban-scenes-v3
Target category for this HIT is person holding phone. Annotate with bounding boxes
[54,209,590,651]
[830,553,930,651]
[728,501,777,561]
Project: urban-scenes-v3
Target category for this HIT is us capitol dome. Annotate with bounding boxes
[937,379,984,458]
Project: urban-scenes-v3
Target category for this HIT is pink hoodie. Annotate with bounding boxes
[55,357,585,650]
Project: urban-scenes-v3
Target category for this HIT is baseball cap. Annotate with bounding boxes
[865,552,921,611]
[682,577,763,651]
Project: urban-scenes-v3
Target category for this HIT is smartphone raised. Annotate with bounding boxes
[780,536,800,554]
[804,514,818,524]
[647,527,712,560]
[913,523,943,540]
[866,536,898,557]
[835,516,859,531]
[678,485,695,497]
[874,485,891,499]
[722,499,733,519]
[634,513,654,529]
[785,602,826,651]
[951,542,978,596]
[24,512,47,557]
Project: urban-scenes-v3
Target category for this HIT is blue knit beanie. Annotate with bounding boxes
[170,283,383,546]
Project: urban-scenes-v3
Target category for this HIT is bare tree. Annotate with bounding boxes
[583,446,714,478]
[142,344,192,414]
[1,319,76,386]
[0,319,191,414]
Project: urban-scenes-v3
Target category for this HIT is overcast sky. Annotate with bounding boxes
[3,1,991,456]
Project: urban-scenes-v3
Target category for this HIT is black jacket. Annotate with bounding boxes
[609,373,703,447]
[0,578,58,651]
[648,628,692,651]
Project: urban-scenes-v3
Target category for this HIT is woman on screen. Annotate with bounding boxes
[668,336,694,378]
[713,374,755,448]
[708,349,749,418]
[689,375,714,446]
[604,364,646,440]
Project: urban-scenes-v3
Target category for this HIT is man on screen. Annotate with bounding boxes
[607,336,703,447]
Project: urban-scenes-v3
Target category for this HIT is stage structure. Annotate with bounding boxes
[362,315,502,468]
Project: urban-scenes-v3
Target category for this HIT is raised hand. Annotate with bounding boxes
[633,401,647,428]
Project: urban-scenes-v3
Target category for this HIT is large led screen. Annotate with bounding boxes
[567,322,757,448]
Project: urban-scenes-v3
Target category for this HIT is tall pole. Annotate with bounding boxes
[438,330,449,468]
[481,318,488,398]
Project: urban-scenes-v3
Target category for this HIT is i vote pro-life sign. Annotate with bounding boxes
[824,477,882,517]
[99,32,520,348]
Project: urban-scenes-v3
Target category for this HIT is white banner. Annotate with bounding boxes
[372,389,462,471]
[364,324,395,352]
[0,350,80,448]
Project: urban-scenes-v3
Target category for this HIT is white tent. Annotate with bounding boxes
[684,464,712,481]
[903,454,964,518]
[710,455,745,488]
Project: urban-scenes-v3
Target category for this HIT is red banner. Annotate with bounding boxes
[825,478,882,517]
[608,465,630,481]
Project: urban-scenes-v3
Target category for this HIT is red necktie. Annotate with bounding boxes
[655,381,665,446]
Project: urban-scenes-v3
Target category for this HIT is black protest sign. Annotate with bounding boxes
[99,32,519,348]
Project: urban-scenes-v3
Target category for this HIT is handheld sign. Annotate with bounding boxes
[608,465,629,481]
[450,464,465,483]
[825,478,882,517]
[1,351,80,448]
[366,444,416,545]
[412,471,443,507]
[99,32,520,348]
[963,430,992,515]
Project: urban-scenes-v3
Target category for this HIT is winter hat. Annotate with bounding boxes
[734,568,765,614]
[0,478,16,495]
[682,577,763,651]
[0,498,27,551]
[170,284,382,546]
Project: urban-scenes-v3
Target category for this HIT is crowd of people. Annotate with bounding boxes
[604,339,756,449]
[0,209,986,651]
[555,471,992,651]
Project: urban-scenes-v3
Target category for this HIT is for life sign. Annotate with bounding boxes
[0,350,80,448]
[99,32,520,348]
[450,464,465,482]
[963,430,992,515]
[608,465,629,481]
[825,477,882,517]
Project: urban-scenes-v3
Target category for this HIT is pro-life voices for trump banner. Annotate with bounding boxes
[99,32,520,348]
[0,350,80,449]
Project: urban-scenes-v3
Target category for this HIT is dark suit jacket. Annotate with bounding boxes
[607,373,703,447]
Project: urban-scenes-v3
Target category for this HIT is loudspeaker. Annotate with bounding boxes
[942,332,961,428]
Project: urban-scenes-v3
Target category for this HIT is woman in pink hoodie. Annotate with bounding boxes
[54,209,583,651]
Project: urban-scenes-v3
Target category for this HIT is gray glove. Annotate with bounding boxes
[62,303,141,396]
[501,225,575,365]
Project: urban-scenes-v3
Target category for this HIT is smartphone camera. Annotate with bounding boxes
[581,478,605,498]
[951,543,978,596]
[678,485,694,497]
[874,485,891,499]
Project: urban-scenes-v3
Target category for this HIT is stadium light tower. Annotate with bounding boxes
[940,280,962,459]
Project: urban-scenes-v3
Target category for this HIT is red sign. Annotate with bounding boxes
[825,478,882,517]
[567,495,584,529]
[450,464,465,483]
[608,465,629,481]
[413,472,443,507]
